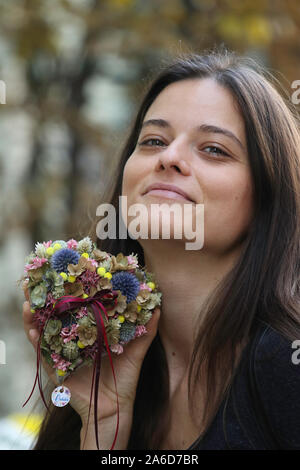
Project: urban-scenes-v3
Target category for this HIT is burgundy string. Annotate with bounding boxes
[23,289,120,450]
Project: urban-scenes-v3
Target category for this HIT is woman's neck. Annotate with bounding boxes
[142,239,243,384]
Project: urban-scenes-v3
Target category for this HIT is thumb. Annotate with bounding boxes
[143,307,161,340]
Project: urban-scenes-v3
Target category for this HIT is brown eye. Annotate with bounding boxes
[202,146,229,157]
[138,138,166,147]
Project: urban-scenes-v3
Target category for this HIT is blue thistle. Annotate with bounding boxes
[119,322,136,343]
[51,248,80,273]
[111,271,140,303]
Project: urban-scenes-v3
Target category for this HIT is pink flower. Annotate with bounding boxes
[43,241,52,248]
[67,239,78,249]
[24,257,48,272]
[89,259,98,267]
[60,324,78,343]
[110,344,124,355]
[135,325,147,338]
[51,353,71,371]
[127,256,138,268]
[76,306,88,319]
[140,282,151,292]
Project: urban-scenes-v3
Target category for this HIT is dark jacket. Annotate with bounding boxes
[187,320,300,450]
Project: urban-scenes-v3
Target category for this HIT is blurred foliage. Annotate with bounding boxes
[0,0,299,298]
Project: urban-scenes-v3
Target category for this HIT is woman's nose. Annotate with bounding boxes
[154,139,191,176]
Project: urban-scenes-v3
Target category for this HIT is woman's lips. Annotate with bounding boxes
[144,189,192,202]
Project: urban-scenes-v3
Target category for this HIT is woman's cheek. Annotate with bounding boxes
[201,183,253,252]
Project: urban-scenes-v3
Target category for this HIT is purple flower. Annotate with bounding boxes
[111,271,140,303]
[51,248,80,273]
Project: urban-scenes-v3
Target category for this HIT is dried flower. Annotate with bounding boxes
[127,254,139,268]
[78,270,101,295]
[64,281,84,297]
[76,306,88,319]
[110,344,123,355]
[51,248,80,273]
[77,324,97,346]
[111,271,140,303]
[105,290,127,317]
[137,309,152,325]
[136,289,151,306]
[44,319,63,343]
[48,335,63,354]
[123,300,138,322]
[67,239,78,250]
[25,257,48,272]
[35,242,47,258]
[92,248,109,262]
[135,325,147,338]
[110,253,131,273]
[68,256,96,276]
[60,324,78,343]
[105,319,121,345]
[51,240,68,249]
[140,282,152,292]
[51,353,71,371]
[77,236,93,255]
[119,322,136,343]
[30,283,48,308]
[62,341,80,361]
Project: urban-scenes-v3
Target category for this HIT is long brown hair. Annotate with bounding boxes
[33,46,300,450]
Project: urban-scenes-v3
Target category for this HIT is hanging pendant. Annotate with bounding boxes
[51,385,71,407]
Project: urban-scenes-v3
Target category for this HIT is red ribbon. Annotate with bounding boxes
[23,289,120,450]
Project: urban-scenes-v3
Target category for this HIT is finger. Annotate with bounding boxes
[22,280,30,302]
[23,301,36,327]
[28,328,39,348]
[144,307,161,338]
[22,301,39,350]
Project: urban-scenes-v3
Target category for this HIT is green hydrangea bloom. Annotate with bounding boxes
[30,283,48,308]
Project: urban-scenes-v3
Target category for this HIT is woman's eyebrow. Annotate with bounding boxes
[141,118,245,152]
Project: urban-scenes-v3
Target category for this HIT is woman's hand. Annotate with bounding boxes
[22,283,161,449]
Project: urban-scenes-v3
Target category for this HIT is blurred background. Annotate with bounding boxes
[0,0,299,449]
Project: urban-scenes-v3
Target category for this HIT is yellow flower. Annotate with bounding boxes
[81,252,89,259]
[57,369,66,377]
[147,282,155,290]
[104,272,112,280]
[46,247,54,256]
[53,243,62,252]
[97,267,106,276]
[59,272,68,281]
[118,315,125,323]
[68,275,76,283]
[77,340,86,349]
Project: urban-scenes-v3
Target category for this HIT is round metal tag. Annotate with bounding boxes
[51,385,71,407]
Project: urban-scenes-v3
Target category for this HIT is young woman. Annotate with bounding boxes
[23,48,300,450]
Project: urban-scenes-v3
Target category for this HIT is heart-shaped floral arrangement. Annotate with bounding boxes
[20,236,162,449]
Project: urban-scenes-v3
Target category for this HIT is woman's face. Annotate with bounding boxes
[121,78,254,254]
